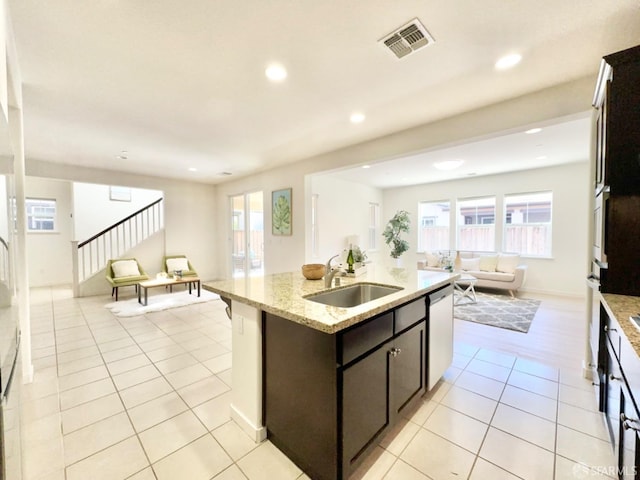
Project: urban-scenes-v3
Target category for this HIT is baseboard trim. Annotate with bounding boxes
[230,403,267,443]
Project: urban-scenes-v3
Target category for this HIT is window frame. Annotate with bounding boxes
[503,190,553,258]
[368,202,380,251]
[25,197,57,233]
[417,200,451,253]
[456,195,496,252]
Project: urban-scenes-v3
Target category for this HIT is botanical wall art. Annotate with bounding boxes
[272,188,292,235]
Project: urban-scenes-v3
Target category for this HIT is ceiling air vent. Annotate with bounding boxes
[380,19,434,59]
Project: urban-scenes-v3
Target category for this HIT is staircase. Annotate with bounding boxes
[71,198,164,296]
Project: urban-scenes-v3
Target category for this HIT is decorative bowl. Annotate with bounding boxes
[302,263,326,280]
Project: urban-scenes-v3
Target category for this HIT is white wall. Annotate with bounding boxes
[73,183,163,241]
[310,175,383,264]
[0,175,8,239]
[25,161,218,286]
[25,176,73,286]
[213,78,593,282]
[382,162,590,296]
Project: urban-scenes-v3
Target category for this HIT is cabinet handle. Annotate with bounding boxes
[623,419,640,432]
[389,348,402,357]
[610,374,622,381]
[604,326,617,332]
[620,412,640,422]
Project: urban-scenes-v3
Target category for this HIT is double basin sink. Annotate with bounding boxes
[304,282,402,308]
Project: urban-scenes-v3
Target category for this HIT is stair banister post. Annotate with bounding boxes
[71,240,80,297]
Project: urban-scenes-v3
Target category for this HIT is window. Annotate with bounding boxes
[311,194,319,257]
[368,203,379,250]
[418,201,450,252]
[457,196,495,251]
[26,198,56,231]
[504,191,552,256]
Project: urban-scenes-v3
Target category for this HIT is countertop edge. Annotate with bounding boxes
[601,293,640,355]
[204,274,456,334]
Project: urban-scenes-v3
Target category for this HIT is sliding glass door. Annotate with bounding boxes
[230,191,264,278]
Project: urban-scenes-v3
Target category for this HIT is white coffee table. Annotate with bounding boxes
[454,274,478,305]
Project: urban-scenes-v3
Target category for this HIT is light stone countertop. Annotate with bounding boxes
[601,293,640,354]
[203,265,458,334]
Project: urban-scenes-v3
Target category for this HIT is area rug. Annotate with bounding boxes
[454,292,541,333]
[105,290,220,317]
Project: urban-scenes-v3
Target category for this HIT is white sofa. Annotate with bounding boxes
[418,251,527,297]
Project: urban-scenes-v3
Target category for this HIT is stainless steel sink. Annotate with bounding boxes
[304,282,402,308]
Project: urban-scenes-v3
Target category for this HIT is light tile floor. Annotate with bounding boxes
[21,287,616,480]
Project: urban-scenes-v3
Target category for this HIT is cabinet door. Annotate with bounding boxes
[342,344,391,471]
[392,321,426,416]
[619,383,640,479]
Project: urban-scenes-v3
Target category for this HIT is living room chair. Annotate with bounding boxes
[162,255,198,290]
[105,258,150,301]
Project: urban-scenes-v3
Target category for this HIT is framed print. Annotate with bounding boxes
[109,186,131,202]
[272,188,292,235]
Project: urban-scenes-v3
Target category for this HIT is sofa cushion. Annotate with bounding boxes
[479,255,498,272]
[460,257,480,271]
[471,271,515,282]
[425,253,441,268]
[497,254,520,274]
[166,257,190,273]
[112,260,140,278]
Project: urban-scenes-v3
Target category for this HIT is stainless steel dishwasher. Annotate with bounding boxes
[427,284,454,390]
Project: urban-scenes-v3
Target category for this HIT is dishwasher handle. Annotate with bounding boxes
[429,285,453,305]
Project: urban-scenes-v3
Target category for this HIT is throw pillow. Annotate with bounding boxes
[166,257,189,273]
[497,254,520,274]
[459,257,480,271]
[111,260,140,278]
[479,255,499,272]
[425,253,441,267]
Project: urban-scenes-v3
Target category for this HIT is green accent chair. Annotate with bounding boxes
[106,258,149,301]
[162,255,198,290]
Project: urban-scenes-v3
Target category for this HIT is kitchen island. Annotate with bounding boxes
[203,265,456,480]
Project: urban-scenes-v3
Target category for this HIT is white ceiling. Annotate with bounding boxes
[7,1,640,185]
[326,114,592,188]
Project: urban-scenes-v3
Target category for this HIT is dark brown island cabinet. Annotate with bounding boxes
[263,285,452,480]
[589,44,640,480]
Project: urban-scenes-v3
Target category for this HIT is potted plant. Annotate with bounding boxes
[382,210,410,259]
[345,245,368,276]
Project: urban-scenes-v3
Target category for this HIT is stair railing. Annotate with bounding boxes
[71,197,164,296]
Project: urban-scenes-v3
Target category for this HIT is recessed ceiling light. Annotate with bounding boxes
[525,128,542,134]
[434,160,464,171]
[495,53,522,70]
[362,165,371,169]
[188,167,197,172]
[350,112,366,124]
[265,64,287,82]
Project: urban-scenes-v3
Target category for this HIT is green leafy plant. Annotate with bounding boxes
[273,194,291,234]
[351,245,367,263]
[382,210,410,258]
